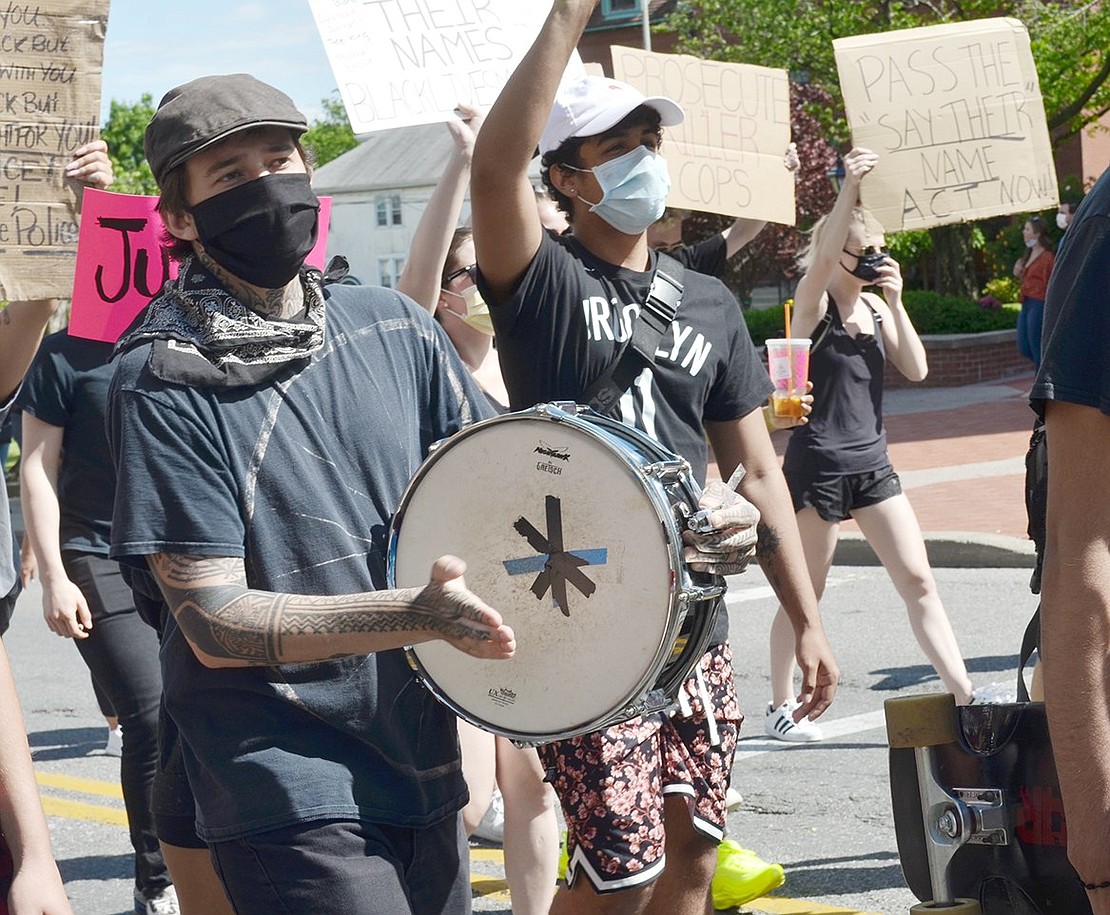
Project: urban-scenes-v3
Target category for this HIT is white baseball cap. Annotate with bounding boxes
[539,75,684,157]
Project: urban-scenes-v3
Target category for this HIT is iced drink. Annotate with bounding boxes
[765,338,811,420]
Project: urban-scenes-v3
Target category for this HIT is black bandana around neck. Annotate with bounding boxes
[114,255,326,389]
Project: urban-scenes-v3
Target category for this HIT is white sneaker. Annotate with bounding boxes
[134,885,179,915]
[764,701,824,742]
[105,725,123,758]
[472,787,505,844]
[725,786,744,809]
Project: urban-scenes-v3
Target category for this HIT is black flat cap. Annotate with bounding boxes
[145,74,308,185]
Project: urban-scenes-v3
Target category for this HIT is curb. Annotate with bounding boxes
[833,531,1035,569]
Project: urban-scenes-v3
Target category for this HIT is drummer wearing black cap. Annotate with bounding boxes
[106,73,515,914]
[470,2,840,912]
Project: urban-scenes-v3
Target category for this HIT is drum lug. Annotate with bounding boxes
[681,584,728,603]
[535,401,584,418]
[642,459,691,482]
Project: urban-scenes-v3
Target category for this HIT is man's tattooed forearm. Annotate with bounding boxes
[755,521,782,560]
[149,554,485,664]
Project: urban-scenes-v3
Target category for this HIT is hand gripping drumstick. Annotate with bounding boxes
[686,463,747,534]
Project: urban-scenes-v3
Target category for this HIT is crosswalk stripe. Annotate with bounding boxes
[737,710,888,759]
[746,899,881,914]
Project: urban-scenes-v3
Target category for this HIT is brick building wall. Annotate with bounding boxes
[883,330,1030,388]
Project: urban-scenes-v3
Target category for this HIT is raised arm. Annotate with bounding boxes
[146,552,515,669]
[791,147,877,336]
[471,0,597,302]
[396,105,484,312]
[0,301,59,403]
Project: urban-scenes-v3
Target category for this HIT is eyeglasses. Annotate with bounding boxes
[843,246,889,257]
[444,263,478,285]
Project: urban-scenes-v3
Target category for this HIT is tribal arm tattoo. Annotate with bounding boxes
[146,552,501,668]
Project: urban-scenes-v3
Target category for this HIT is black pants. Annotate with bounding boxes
[64,552,170,898]
[209,816,470,915]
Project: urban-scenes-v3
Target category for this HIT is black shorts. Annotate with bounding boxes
[784,462,902,522]
[153,702,207,849]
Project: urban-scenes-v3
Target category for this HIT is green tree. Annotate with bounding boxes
[101,95,158,195]
[102,91,357,192]
[303,94,358,167]
[663,0,1110,298]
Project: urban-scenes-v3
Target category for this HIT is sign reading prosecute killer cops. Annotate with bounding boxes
[834,18,1058,232]
[307,0,552,134]
[0,0,109,301]
[612,46,795,225]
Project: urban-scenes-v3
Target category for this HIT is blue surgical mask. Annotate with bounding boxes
[574,146,671,236]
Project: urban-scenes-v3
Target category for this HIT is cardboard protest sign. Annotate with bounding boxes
[834,18,1058,232]
[70,190,333,344]
[307,0,555,134]
[612,46,795,225]
[0,0,109,301]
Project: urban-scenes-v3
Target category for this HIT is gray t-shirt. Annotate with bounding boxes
[109,280,493,841]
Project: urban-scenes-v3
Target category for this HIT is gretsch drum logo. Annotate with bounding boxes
[534,440,570,475]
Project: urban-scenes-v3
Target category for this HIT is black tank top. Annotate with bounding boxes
[784,294,889,474]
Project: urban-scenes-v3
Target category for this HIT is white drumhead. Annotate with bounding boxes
[393,413,679,739]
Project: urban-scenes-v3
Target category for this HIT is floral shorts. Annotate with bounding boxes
[538,642,742,892]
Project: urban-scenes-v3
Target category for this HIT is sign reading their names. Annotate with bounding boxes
[307,0,552,134]
[612,46,795,225]
[834,18,1058,232]
[69,190,334,345]
[0,0,109,301]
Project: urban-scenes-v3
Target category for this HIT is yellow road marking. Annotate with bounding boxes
[32,777,878,913]
[40,795,129,828]
[36,771,123,799]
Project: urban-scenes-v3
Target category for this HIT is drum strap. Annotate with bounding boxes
[583,252,686,413]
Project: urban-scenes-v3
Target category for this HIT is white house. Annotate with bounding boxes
[312,124,544,287]
[312,123,458,287]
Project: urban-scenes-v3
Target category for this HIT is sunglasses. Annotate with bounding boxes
[444,264,478,285]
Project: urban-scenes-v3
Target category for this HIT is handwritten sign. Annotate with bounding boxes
[307,0,560,134]
[612,47,795,225]
[0,0,109,301]
[69,190,333,344]
[834,18,1058,232]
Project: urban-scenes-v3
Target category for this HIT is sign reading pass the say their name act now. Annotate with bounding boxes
[307,0,552,134]
[834,18,1058,232]
[611,47,795,225]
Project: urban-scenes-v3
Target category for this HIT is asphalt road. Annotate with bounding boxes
[3,563,1037,915]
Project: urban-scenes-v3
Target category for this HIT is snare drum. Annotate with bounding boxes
[387,403,726,744]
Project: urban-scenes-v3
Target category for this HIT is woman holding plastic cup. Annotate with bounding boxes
[762,147,974,743]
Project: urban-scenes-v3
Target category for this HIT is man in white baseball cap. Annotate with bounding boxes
[470,2,839,913]
[538,74,683,158]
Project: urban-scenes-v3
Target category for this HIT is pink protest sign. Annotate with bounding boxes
[69,189,333,343]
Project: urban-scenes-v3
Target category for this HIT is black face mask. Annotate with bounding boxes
[842,246,888,283]
[190,173,320,289]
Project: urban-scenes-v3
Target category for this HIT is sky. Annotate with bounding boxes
[99,1,340,124]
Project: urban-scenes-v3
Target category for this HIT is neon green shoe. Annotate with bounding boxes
[711,838,785,910]
[558,829,569,883]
